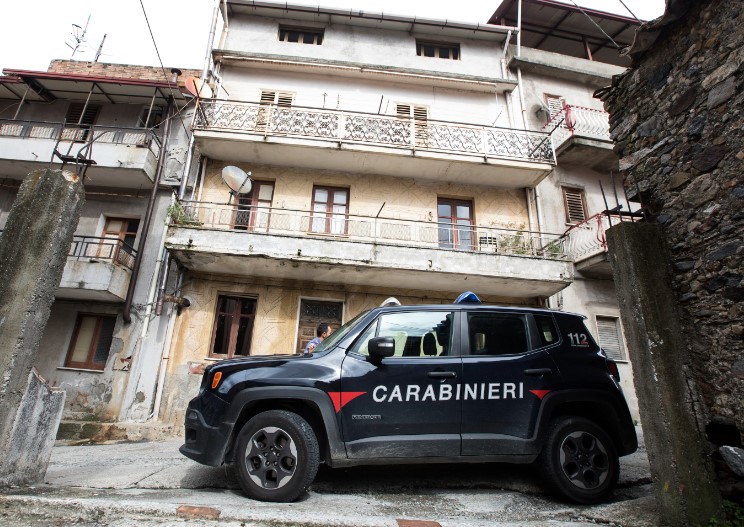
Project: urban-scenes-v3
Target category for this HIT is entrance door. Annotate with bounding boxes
[339,309,462,459]
[437,198,473,250]
[296,300,343,354]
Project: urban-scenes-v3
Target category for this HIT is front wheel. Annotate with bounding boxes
[233,410,319,502]
[538,416,619,504]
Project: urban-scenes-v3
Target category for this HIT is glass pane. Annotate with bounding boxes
[105,220,123,233]
[452,48,459,60]
[234,316,254,356]
[331,215,345,234]
[424,45,435,57]
[288,31,300,43]
[258,184,273,201]
[302,33,315,44]
[468,313,529,356]
[353,320,379,357]
[377,311,453,357]
[311,216,326,233]
[437,203,451,217]
[212,314,229,355]
[438,225,453,248]
[456,205,470,219]
[126,218,140,233]
[314,189,328,203]
[92,317,116,365]
[240,298,256,315]
[440,47,450,59]
[70,316,96,363]
[333,191,347,205]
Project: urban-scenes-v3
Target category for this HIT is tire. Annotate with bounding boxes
[537,416,619,504]
[233,410,319,502]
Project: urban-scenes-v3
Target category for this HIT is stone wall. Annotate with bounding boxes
[598,0,743,442]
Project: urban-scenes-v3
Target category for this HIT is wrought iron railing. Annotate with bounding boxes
[0,119,162,158]
[169,200,568,259]
[194,99,555,164]
[560,212,636,261]
[543,105,611,150]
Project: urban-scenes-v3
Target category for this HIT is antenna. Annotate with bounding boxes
[66,14,91,59]
[94,34,107,62]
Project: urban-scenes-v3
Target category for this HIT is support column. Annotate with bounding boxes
[606,222,721,526]
[0,169,84,485]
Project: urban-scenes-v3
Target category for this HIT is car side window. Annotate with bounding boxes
[467,312,530,356]
[353,311,454,357]
[534,315,559,348]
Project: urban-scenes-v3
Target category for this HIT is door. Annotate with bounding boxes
[437,198,473,250]
[339,309,462,458]
[295,300,343,354]
[100,217,140,268]
[460,311,560,456]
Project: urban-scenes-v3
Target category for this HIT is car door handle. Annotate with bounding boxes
[524,368,553,376]
[428,371,457,378]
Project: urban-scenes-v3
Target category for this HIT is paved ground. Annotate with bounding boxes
[0,428,656,527]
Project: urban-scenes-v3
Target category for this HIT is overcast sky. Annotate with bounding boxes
[1,0,665,73]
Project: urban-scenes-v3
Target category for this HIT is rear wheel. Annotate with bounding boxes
[233,410,319,502]
[538,416,619,504]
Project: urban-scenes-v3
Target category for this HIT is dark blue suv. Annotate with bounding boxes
[180,299,637,504]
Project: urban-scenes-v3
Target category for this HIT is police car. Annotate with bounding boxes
[180,293,637,504]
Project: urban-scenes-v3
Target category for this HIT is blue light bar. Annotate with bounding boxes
[454,291,481,304]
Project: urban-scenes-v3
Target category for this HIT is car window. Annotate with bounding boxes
[534,315,559,347]
[467,312,530,356]
[353,311,454,357]
[311,310,368,353]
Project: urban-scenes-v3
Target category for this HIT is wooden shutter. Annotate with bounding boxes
[396,104,429,147]
[66,103,101,126]
[563,187,587,223]
[596,316,625,361]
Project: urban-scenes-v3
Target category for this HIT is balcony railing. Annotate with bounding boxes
[560,212,636,261]
[0,119,161,158]
[194,99,555,164]
[0,231,137,270]
[543,105,610,149]
[169,200,569,259]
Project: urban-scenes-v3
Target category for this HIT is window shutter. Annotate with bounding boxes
[65,103,101,126]
[545,95,565,119]
[260,90,294,106]
[563,187,586,223]
[260,90,276,104]
[596,317,625,361]
[396,104,411,118]
[413,106,428,122]
[276,92,293,107]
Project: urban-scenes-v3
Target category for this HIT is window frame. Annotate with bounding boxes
[309,185,350,235]
[63,313,117,371]
[437,197,474,250]
[100,216,140,267]
[416,40,461,60]
[208,295,258,359]
[278,25,324,45]
[562,186,588,224]
[233,180,275,232]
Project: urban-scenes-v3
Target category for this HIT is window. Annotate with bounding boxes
[279,26,324,45]
[63,102,101,141]
[137,105,164,128]
[437,198,473,250]
[562,187,587,224]
[534,315,559,347]
[210,296,257,358]
[354,311,454,358]
[467,312,530,356]
[100,217,140,268]
[296,300,343,354]
[233,181,274,232]
[256,90,293,132]
[310,186,348,235]
[64,314,116,371]
[396,104,429,147]
[416,40,460,60]
[545,94,566,122]
[596,316,626,361]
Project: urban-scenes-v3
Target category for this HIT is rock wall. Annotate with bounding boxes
[599,0,743,444]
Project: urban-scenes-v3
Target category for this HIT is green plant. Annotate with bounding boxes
[707,500,744,527]
[167,203,201,226]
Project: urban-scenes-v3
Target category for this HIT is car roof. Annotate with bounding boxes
[369,303,586,319]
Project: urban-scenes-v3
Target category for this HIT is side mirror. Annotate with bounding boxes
[368,336,395,359]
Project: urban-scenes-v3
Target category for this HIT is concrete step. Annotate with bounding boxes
[56,420,179,444]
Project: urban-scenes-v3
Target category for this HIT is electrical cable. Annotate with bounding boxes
[617,0,642,22]
[568,0,621,48]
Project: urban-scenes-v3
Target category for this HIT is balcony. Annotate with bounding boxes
[58,236,137,302]
[543,106,617,171]
[0,119,161,188]
[164,201,573,298]
[561,213,637,278]
[193,100,556,188]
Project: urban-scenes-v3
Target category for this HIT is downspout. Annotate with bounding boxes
[515,0,528,129]
[501,29,516,129]
[123,95,174,324]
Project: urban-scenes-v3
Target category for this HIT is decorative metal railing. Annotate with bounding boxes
[543,105,611,149]
[0,119,162,158]
[560,212,635,261]
[169,200,569,259]
[194,99,555,164]
[68,235,138,270]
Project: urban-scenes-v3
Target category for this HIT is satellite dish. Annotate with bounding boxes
[222,166,252,195]
[183,77,213,98]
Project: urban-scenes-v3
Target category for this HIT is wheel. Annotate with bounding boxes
[233,410,319,502]
[537,416,619,504]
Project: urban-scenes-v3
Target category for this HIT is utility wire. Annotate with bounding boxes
[617,0,642,23]
[568,0,621,49]
[137,0,190,137]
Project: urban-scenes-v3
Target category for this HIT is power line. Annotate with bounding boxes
[137,0,190,136]
[568,0,621,49]
[617,0,642,23]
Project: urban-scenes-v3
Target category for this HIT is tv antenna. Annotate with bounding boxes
[66,14,91,59]
[94,34,107,62]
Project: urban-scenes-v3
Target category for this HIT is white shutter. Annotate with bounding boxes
[396,104,428,147]
[596,317,625,361]
[545,95,565,119]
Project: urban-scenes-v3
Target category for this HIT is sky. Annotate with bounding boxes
[0,0,665,73]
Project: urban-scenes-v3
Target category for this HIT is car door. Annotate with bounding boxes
[460,310,561,456]
[338,309,462,459]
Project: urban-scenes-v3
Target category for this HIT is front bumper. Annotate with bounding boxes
[179,400,236,467]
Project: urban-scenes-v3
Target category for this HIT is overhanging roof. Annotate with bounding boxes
[0,69,188,105]
[489,0,644,66]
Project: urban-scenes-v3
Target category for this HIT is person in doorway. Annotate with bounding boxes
[304,322,332,354]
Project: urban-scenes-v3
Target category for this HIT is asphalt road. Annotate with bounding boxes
[0,428,655,527]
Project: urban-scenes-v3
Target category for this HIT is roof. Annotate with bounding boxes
[226,0,514,42]
[488,0,644,66]
[0,68,189,105]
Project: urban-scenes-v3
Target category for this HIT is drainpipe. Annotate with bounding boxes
[515,0,528,129]
[525,188,534,233]
[122,95,174,324]
[202,0,221,81]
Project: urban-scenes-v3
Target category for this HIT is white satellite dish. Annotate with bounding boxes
[222,166,252,195]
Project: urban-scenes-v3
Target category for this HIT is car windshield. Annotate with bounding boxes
[311,310,369,353]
